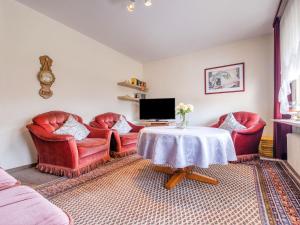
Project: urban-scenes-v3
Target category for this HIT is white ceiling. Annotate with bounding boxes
[16,0,279,62]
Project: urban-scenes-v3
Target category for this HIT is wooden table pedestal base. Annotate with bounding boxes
[154,165,219,190]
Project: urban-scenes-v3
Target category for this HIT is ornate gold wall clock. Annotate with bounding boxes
[37,55,55,99]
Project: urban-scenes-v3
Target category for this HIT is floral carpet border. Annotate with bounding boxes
[35,154,142,198]
[247,160,300,225]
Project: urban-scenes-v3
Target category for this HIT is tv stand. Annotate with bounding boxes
[141,121,175,127]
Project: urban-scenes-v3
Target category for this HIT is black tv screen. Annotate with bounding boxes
[139,98,175,120]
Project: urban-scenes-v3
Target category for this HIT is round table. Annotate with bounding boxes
[137,126,237,190]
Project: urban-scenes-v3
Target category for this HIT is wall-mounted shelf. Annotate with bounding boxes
[117,81,148,92]
[118,96,139,102]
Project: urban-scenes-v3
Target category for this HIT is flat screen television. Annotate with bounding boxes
[139,98,175,121]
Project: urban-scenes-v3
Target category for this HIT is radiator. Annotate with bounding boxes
[287,133,300,175]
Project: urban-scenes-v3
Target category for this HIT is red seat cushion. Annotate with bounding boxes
[120,132,138,146]
[77,138,107,158]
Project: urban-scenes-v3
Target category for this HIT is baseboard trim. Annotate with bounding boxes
[284,161,300,183]
[6,163,37,173]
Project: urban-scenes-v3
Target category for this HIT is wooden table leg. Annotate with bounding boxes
[186,172,219,185]
[165,171,185,190]
[153,165,219,190]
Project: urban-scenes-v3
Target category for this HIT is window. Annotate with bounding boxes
[279,0,300,113]
[291,80,300,110]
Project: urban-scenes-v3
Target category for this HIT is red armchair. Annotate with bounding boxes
[211,112,266,161]
[90,112,144,157]
[27,111,112,177]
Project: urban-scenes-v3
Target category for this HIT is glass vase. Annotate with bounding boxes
[177,114,188,129]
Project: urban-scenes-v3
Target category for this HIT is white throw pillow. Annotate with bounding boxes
[219,113,246,133]
[112,116,132,135]
[53,115,90,141]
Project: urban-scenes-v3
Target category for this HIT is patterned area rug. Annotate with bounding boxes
[35,155,300,225]
[253,160,300,225]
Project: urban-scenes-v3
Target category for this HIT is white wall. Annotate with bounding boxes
[144,35,274,135]
[0,0,274,169]
[0,0,143,169]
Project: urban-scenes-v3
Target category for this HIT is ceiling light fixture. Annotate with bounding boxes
[144,0,152,7]
[127,0,152,12]
[127,0,135,12]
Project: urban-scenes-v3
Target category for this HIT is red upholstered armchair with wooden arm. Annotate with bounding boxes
[90,112,144,157]
[211,112,266,161]
[26,111,112,177]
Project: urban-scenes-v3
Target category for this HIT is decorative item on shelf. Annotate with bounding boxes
[141,81,147,88]
[130,77,147,91]
[117,78,148,102]
[176,103,194,129]
[130,77,137,86]
[295,112,300,121]
[204,63,245,95]
[291,112,300,121]
[117,81,148,92]
[135,93,146,99]
[289,103,300,121]
[37,55,55,99]
[127,0,152,12]
[140,82,146,91]
[259,137,273,158]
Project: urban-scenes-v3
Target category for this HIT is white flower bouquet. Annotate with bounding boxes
[176,103,194,128]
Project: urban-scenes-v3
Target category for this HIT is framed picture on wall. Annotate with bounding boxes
[204,63,245,94]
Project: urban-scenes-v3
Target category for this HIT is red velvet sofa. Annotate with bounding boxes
[90,112,144,157]
[0,167,72,225]
[27,111,112,177]
[211,111,266,161]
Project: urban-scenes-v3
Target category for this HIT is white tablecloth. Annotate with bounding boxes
[137,126,237,168]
